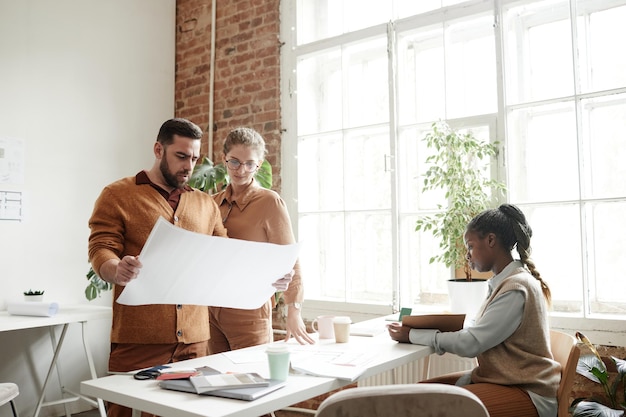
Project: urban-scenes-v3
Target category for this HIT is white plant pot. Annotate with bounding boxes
[24,295,44,302]
[447,279,489,324]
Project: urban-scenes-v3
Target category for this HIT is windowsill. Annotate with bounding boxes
[549,314,626,346]
[301,300,626,347]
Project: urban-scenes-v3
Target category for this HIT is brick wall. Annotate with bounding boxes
[175,0,283,191]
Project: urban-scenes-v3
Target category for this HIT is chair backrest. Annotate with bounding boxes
[0,382,20,417]
[550,330,581,417]
[315,383,489,417]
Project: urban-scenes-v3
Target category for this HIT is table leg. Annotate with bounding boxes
[80,321,107,417]
[32,321,107,417]
[33,323,70,417]
[58,322,108,417]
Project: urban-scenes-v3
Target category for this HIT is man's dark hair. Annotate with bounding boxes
[156,118,203,145]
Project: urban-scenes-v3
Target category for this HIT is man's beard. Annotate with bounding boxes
[160,158,189,189]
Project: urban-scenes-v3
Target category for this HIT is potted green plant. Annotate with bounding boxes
[415,121,506,316]
[571,332,626,417]
[24,289,45,301]
[84,266,112,301]
[84,158,273,301]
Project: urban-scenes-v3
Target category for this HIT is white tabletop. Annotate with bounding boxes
[81,317,432,417]
[0,304,112,332]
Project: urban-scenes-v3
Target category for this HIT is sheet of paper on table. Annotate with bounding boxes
[289,346,377,382]
[116,217,301,308]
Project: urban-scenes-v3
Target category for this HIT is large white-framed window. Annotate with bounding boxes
[281,0,626,338]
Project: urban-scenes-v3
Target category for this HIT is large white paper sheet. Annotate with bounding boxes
[116,217,301,308]
[289,345,376,381]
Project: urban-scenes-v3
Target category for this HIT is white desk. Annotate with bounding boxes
[0,304,112,417]
[81,318,433,417]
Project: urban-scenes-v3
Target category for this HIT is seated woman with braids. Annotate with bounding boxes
[388,203,560,417]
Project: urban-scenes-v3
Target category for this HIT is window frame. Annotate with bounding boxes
[280,0,626,346]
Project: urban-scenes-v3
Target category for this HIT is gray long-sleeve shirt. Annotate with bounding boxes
[408,261,557,417]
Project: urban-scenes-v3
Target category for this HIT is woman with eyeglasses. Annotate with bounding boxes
[209,127,315,354]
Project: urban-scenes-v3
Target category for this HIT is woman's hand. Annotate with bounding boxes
[272,270,294,292]
[387,322,411,343]
[284,307,315,345]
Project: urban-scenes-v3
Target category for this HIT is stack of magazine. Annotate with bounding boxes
[159,366,286,401]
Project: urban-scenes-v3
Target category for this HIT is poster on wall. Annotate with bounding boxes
[0,136,25,184]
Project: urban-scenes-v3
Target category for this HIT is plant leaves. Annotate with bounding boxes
[570,400,625,417]
[613,356,626,377]
[577,332,608,374]
[84,267,112,301]
[414,120,505,272]
[85,284,97,301]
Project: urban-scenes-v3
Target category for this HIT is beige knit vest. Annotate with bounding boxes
[472,268,560,398]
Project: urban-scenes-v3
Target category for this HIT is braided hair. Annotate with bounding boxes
[466,204,552,305]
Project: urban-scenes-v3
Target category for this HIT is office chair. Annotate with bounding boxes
[0,383,20,417]
[315,383,489,417]
[550,330,580,417]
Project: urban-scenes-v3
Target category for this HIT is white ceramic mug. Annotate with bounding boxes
[311,315,335,339]
[332,316,351,343]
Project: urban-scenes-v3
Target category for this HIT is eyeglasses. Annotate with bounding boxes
[225,159,258,173]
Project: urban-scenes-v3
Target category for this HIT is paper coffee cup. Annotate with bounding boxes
[332,316,351,343]
[266,344,290,381]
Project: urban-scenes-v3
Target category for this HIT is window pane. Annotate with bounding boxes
[297,49,342,135]
[395,0,442,19]
[296,0,343,45]
[397,14,496,124]
[503,0,574,104]
[398,122,494,213]
[580,94,626,199]
[445,14,497,118]
[344,37,389,128]
[344,126,391,211]
[587,201,626,315]
[507,102,578,202]
[342,0,392,33]
[298,132,344,212]
[577,2,626,93]
[398,121,496,310]
[345,212,392,303]
[299,213,346,300]
[520,204,583,313]
[298,211,393,303]
[298,0,441,44]
[397,26,445,125]
[399,214,450,309]
[397,125,442,213]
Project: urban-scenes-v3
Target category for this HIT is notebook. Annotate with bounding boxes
[189,372,268,393]
[159,367,286,401]
[401,314,465,332]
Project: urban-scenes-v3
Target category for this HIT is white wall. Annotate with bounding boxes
[0,1,176,416]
